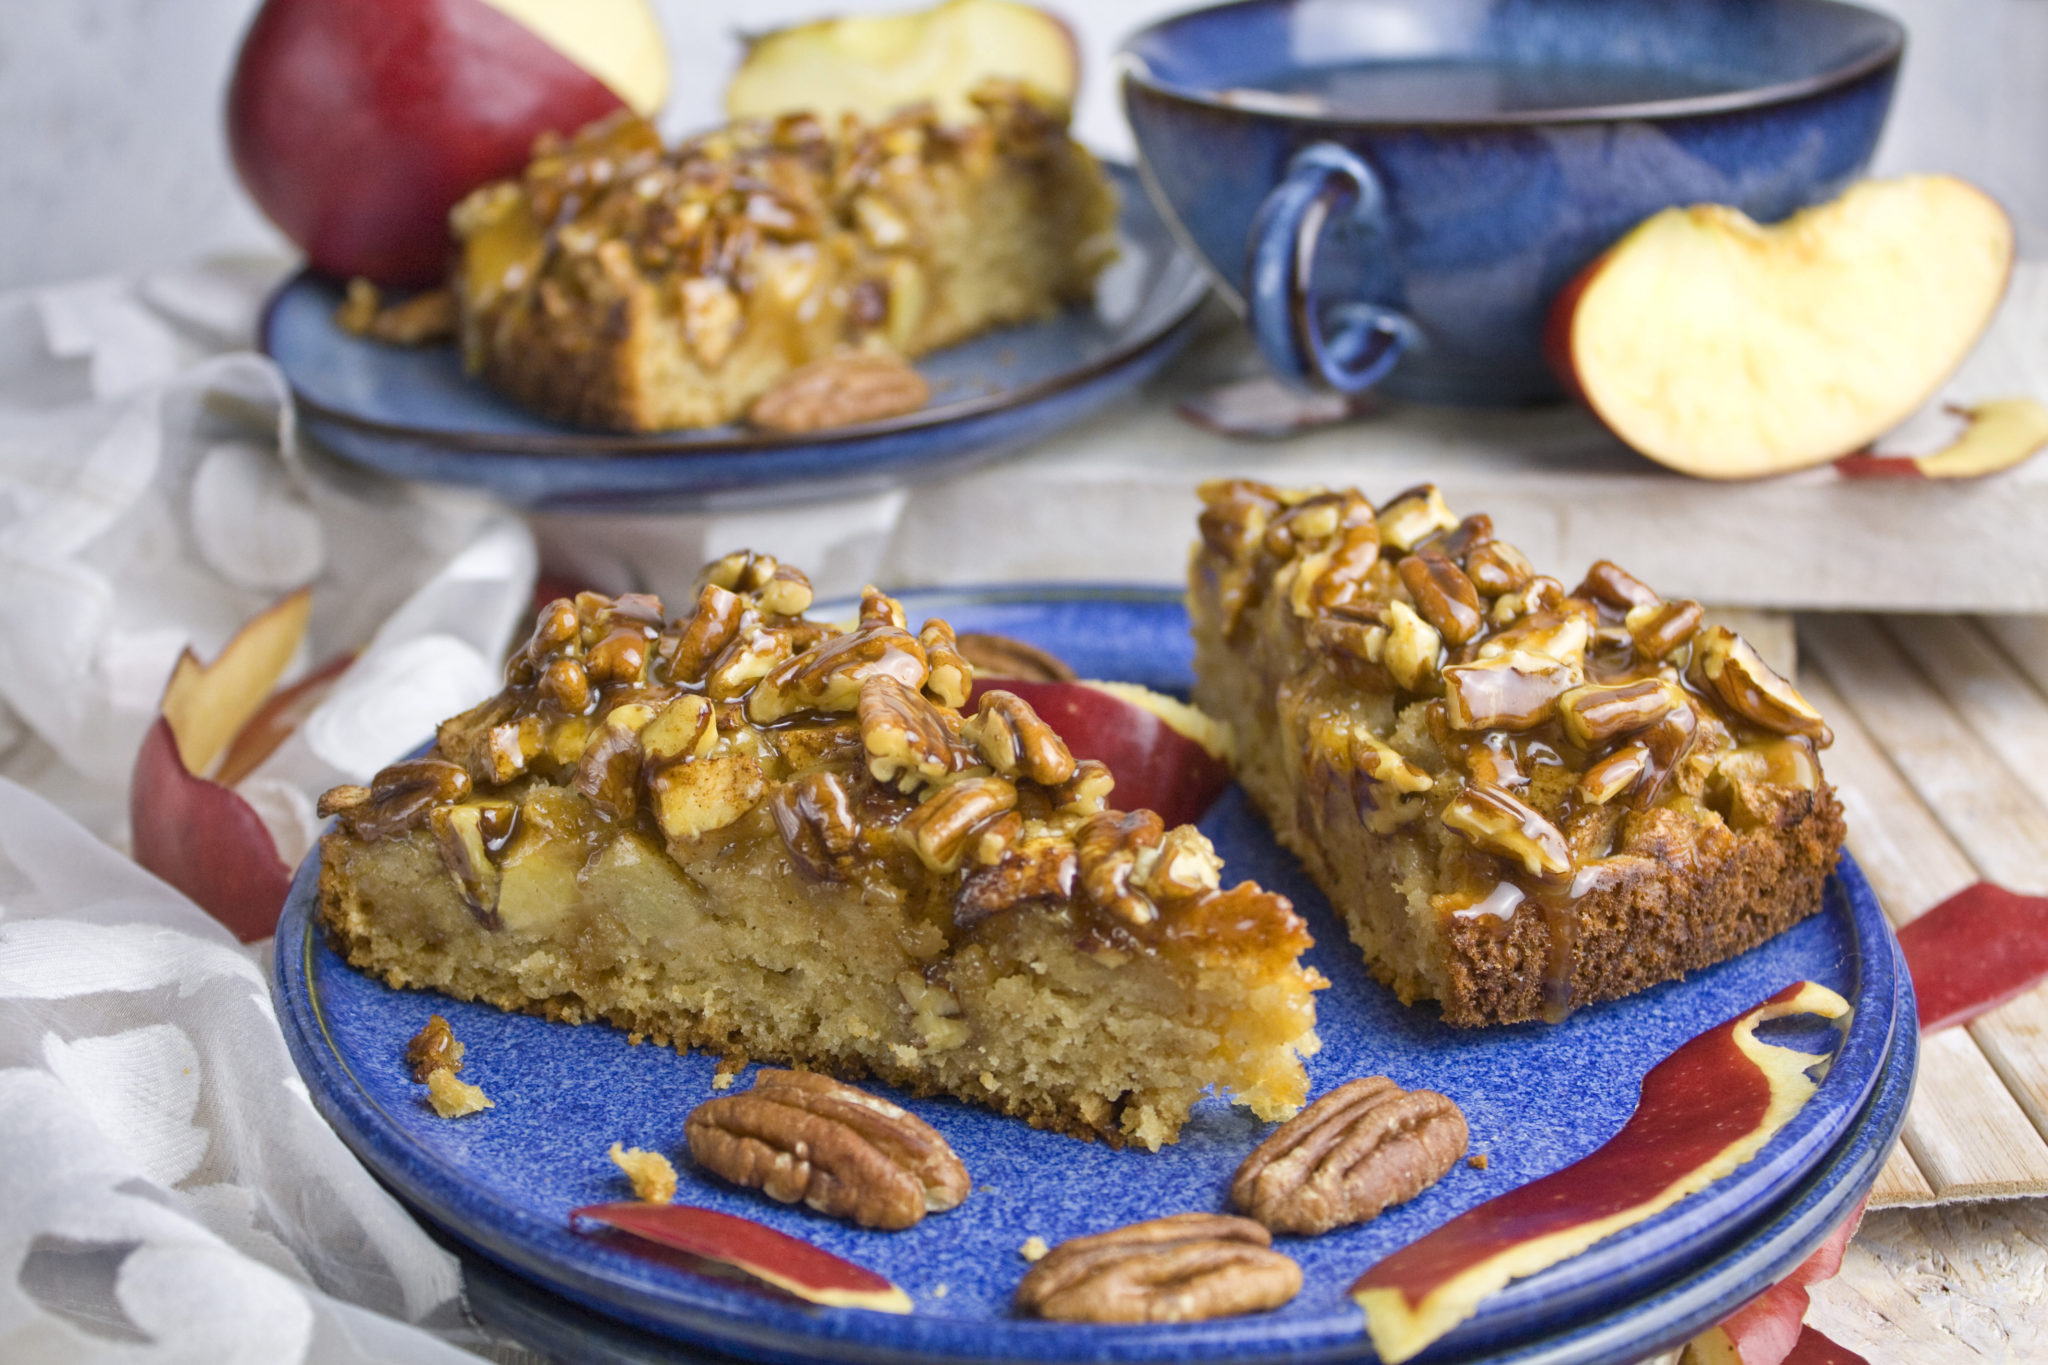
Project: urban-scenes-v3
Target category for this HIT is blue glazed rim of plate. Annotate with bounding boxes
[274,584,1907,1363]
[449,976,1915,1365]
[257,163,1206,459]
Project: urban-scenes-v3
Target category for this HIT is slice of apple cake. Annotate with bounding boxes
[1188,480,1845,1027]
[449,80,1117,432]
[317,555,1320,1148]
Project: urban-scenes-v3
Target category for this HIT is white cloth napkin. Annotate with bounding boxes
[0,263,545,1361]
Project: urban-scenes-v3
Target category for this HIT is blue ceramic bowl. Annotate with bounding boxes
[1120,0,1903,404]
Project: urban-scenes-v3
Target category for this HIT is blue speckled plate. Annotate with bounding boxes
[259,165,1205,513]
[273,587,1912,1364]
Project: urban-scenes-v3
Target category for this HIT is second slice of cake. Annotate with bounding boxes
[1189,480,1845,1027]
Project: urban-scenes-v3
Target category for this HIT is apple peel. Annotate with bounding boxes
[965,678,1235,828]
[1682,1196,1867,1365]
[571,1203,913,1314]
[130,589,330,942]
[1836,398,2048,480]
[1896,881,2048,1034]
[1351,980,1850,1364]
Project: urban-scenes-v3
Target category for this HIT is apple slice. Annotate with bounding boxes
[1682,1197,1867,1365]
[228,0,668,285]
[967,679,1233,828]
[1548,176,2014,480]
[572,1203,912,1313]
[160,589,312,776]
[725,0,1080,126]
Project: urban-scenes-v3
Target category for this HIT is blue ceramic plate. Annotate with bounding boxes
[274,588,1910,1364]
[259,165,1206,513]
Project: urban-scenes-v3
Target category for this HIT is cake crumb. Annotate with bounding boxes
[711,1071,735,1091]
[1020,1236,1049,1262]
[609,1142,678,1203]
[1468,1153,1489,1170]
[978,1071,998,1091]
[404,1014,465,1082]
[930,1284,949,1299]
[425,1068,493,1118]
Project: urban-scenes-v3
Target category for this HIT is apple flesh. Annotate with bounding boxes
[725,0,1080,127]
[228,0,667,286]
[967,679,1233,828]
[1548,176,2013,480]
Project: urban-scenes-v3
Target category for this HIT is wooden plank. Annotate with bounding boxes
[1884,615,2048,816]
[1801,615,2048,894]
[1870,1141,1937,1209]
[1978,614,2048,698]
[1794,652,2048,1201]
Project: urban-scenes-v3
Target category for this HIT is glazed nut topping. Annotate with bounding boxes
[747,618,926,724]
[859,674,960,792]
[1075,809,1171,926]
[898,775,1019,873]
[965,689,1077,786]
[767,770,861,881]
[918,619,973,707]
[405,1014,466,1082]
[1441,651,1579,731]
[1398,549,1484,646]
[1230,1077,1468,1235]
[1696,627,1833,744]
[1577,559,1659,611]
[431,802,511,921]
[1014,1213,1302,1323]
[1376,485,1459,553]
[684,1069,969,1230]
[1625,598,1705,660]
[1555,679,1686,749]
[1384,602,1443,692]
[1579,743,1651,805]
[1442,782,1572,880]
[1465,540,1535,596]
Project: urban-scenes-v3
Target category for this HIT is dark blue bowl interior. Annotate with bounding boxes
[1125,0,1904,120]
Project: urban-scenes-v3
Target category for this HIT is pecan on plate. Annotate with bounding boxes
[955,631,1076,683]
[748,352,930,433]
[1014,1213,1301,1323]
[684,1069,969,1230]
[1231,1077,1467,1235]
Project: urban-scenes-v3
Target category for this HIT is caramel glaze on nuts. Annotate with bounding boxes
[1193,479,1837,1019]
[321,552,1309,998]
[1014,1213,1302,1323]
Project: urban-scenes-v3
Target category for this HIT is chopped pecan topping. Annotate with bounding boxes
[858,674,960,792]
[1376,485,1458,553]
[1014,1213,1301,1323]
[340,758,471,840]
[1626,598,1704,659]
[1440,652,1577,731]
[684,1069,969,1230]
[954,839,1079,927]
[918,619,973,706]
[405,1014,466,1082]
[1556,679,1687,749]
[768,770,861,881]
[661,583,745,684]
[748,620,926,724]
[1230,1077,1467,1234]
[1576,559,1658,612]
[1465,539,1534,596]
[649,753,768,843]
[1442,782,1571,880]
[431,801,512,924]
[1398,548,1483,645]
[1695,627,1832,744]
[965,689,1076,787]
[898,776,1018,873]
[1075,809,1169,925]
[1383,602,1442,692]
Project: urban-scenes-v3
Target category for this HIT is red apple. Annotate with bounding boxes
[967,679,1233,827]
[726,0,1080,127]
[1546,176,2013,480]
[228,0,668,286]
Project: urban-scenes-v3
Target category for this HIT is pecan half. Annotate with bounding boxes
[1230,1077,1468,1235]
[898,776,1018,873]
[956,632,1075,683]
[1074,809,1166,925]
[1399,548,1484,645]
[345,758,471,840]
[684,1069,969,1230]
[1442,781,1571,880]
[858,674,960,792]
[748,352,931,433]
[768,770,861,881]
[747,621,927,724]
[965,690,1076,787]
[955,839,1079,927]
[1576,560,1658,612]
[1695,626,1832,744]
[1014,1213,1301,1323]
[917,619,973,707]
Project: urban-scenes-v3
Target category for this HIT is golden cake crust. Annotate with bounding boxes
[1188,480,1846,1027]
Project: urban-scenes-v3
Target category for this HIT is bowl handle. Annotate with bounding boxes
[1247,142,1417,394]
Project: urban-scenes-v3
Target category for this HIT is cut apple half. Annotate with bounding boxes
[726,0,1080,126]
[1550,176,2014,480]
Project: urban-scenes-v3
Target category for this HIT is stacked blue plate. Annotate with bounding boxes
[274,587,1914,1364]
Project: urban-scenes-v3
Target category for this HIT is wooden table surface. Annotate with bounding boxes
[1754,612,2048,1362]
